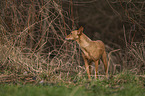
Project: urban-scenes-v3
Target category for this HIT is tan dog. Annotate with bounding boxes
[65,27,108,79]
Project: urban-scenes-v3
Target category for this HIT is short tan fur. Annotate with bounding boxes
[65,26,108,79]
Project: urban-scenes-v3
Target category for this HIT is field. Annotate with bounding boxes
[0,72,145,96]
[0,0,145,96]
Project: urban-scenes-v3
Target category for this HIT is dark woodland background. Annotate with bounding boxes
[64,0,145,48]
[0,0,145,83]
[1,0,145,48]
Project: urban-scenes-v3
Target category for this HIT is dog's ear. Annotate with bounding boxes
[78,26,83,35]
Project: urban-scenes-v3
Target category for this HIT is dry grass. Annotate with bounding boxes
[0,0,84,83]
[0,0,144,84]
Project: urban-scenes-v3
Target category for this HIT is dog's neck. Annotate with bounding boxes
[76,33,92,48]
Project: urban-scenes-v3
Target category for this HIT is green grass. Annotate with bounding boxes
[0,72,145,96]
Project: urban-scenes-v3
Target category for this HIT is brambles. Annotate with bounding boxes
[0,0,144,85]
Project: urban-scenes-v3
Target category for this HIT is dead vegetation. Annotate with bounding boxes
[0,0,144,84]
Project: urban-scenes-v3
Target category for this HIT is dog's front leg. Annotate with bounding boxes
[82,53,91,80]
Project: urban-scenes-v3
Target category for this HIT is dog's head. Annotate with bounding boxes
[65,26,84,40]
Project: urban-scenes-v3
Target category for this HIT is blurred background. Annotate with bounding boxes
[0,0,144,83]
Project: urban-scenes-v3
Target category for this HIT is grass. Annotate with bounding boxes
[0,0,145,96]
[0,72,145,96]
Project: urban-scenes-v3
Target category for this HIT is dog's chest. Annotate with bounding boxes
[80,45,101,61]
[81,47,94,60]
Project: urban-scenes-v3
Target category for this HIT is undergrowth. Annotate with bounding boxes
[0,0,145,95]
[0,72,144,96]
